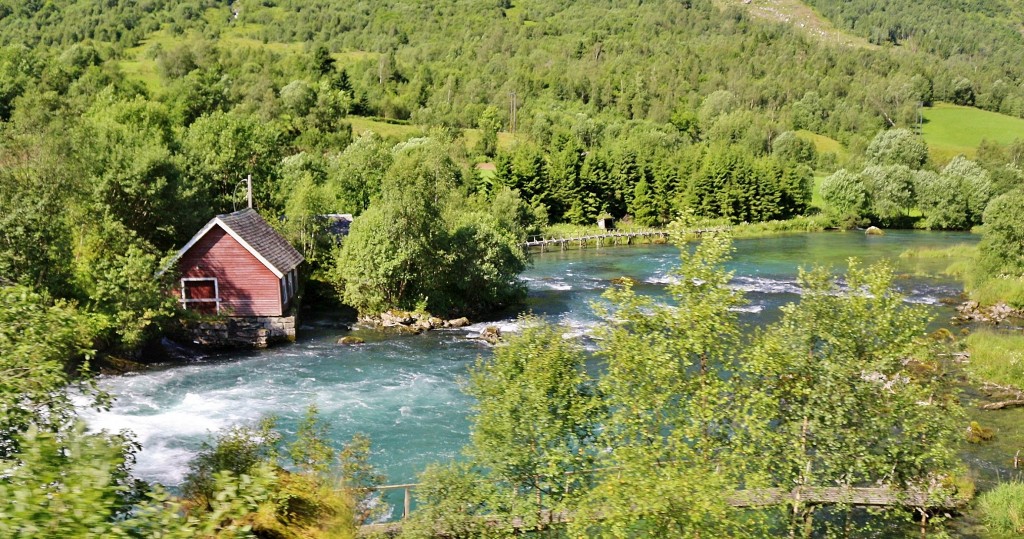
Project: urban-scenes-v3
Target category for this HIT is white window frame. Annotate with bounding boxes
[181,277,220,314]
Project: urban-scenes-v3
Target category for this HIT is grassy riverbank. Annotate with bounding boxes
[537,215,834,248]
[965,330,1024,390]
[975,482,1024,537]
[899,244,1024,308]
[897,239,1024,537]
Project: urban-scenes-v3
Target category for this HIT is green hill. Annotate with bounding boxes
[922,103,1024,163]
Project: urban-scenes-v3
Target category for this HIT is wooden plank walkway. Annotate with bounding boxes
[724,485,960,508]
[522,227,726,251]
[357,484,965,537]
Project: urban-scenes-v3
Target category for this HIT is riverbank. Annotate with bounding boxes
[903,243,1024,533]
[533,215,835,252]
[900,243,1024,308]
[899,242,1024,399]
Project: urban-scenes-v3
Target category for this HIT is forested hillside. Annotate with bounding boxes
[1,0,1022,344]
[1,0,1022,334]
[5,0,1024,131]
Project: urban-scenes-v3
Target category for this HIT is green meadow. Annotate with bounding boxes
[796,129,845,157]
[922,103,1024,163]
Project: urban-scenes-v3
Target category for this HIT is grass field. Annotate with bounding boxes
[347,117,425,140]
[796,129,847,174]
[347,117,518,152]
[922,103,1024,163]
[119,27,307,93]
[795,130,845,157]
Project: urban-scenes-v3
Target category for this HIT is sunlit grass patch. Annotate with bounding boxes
[462,129,517,152]
[796,129,845,157]
[965,330,1024,390]
[970,277,1024,310]
[811,173,826,210]
[119,59,161,93]
[922,103,1024,164]
[975,482,1024,537]
[728,215,832,238]
[899,242,977,278]
[347,116,425,141]
[901,244,1024,308]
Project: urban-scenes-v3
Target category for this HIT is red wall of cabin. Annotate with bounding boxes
[178,226,284,316]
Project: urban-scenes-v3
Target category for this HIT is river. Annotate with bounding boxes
[82,231,1019,514]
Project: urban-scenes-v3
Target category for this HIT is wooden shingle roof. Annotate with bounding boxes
[218,209,304,275]
[169,208,304,278]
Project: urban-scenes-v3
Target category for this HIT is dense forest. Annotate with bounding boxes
[2,0,1024,536]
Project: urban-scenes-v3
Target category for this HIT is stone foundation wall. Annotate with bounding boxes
[187,315,297,349]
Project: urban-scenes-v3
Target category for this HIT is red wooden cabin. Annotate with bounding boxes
[169,209,304,317]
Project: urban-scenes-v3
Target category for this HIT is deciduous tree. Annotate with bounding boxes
[741,261,963,535]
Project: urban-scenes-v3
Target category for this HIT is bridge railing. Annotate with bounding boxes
[357,457,965,535]
[358,478,965,537]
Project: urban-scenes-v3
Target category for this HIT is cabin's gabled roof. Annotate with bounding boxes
[170,208,304,278]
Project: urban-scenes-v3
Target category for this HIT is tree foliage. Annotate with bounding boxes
[916,156,993,229]
[865,128,929,169]
[860,164,914,225]
[413,234,965,536]
[820,169,868,218]
[465,317,600,504]
[978,188,1024,278]
[740,261,963,534]
[332,139,528,316]
[573,232,755,537]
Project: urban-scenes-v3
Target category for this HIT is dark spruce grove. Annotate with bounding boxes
[2,0,1024,537]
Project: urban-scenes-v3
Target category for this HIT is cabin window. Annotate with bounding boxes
[181,278,220,315]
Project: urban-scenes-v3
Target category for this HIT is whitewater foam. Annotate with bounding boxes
[728,275,803,295]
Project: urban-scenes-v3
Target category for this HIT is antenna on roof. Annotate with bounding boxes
[246,174,253,209]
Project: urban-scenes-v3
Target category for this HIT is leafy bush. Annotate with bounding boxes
[0,424,137,538]
[181,418,281,509]
[180,407,368,538]
[979,189,1024,279]
[0,285,103,458]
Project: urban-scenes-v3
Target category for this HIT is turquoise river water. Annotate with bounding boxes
[80,231,1023,522]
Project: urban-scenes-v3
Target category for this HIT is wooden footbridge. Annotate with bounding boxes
[523,227,726,252]
[357,482,966,537]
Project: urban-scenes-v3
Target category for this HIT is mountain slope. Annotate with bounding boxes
[714,0,875,49]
